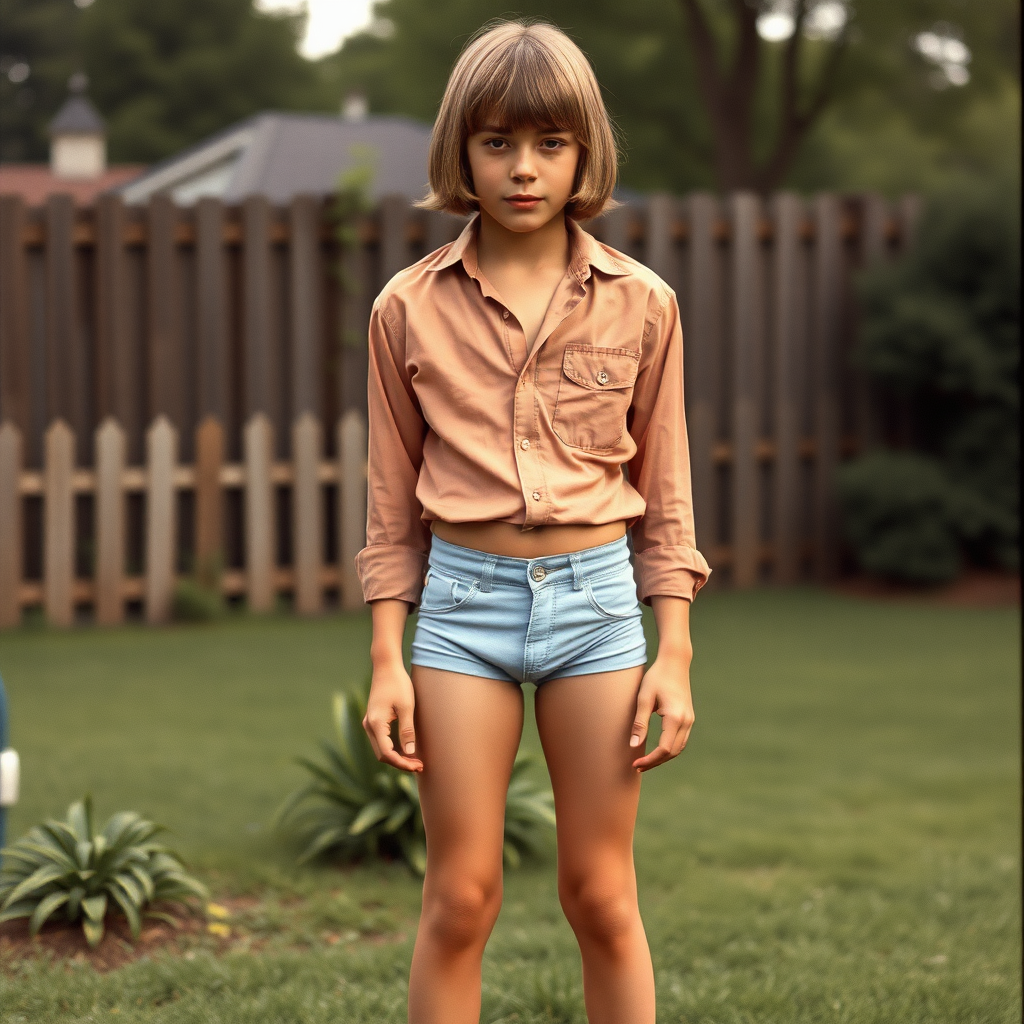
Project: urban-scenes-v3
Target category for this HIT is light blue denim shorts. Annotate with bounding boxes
[410,534,648,686]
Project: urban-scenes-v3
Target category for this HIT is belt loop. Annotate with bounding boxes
[480,556,497,593]
[570,551,584,590]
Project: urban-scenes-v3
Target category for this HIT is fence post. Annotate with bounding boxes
[144,416,178,624]
[338,410,367,611]
[683,194,722,581]
[770,193,807,584]
[196,198,230,424]
[811,194,845,582]
[0,197,30,440]
[0,422,22,628]
[45,194,86,456]
[292,412,323,614]
[147,195,185,435]
[290,196,322,422]
[95,417,126,625]
[44,419,76,627]
[244,413,275,612]
[728,194,764,588]
[243,197,275,427]
[194,416,224,588]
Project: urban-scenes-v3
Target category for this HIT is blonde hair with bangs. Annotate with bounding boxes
[415,20,620,221]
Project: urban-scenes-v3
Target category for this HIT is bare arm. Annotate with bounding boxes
[630,595,695,772]
[362,598,423,773]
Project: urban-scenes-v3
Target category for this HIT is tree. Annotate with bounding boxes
[0,0,84,162]
[78,0,334,162]
[320,0,1020,196]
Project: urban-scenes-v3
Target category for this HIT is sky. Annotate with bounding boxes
[256,0,377,60]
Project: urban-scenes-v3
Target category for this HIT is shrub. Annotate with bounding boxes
[841,183,1020,581]
[171,577,223,623]
[0,796,208,947]
[276,686,556,874]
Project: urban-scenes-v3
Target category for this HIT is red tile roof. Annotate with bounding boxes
[0,164,146,206]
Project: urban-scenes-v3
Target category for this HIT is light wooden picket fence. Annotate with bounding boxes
[0,411,367,628]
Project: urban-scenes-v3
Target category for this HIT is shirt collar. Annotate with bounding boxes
[427,212,631,281]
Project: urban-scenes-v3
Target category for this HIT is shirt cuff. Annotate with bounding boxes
[355,544,429,606]
[633,544,712,605]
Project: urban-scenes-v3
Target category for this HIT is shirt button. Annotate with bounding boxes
[532,490,541,501]
[520,438,530,450]
[502,310,509,319]
[597,370,609,385]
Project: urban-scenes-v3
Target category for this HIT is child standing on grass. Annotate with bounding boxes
[357,19,711,1024]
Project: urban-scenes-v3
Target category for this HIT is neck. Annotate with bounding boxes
[476,207,571,273]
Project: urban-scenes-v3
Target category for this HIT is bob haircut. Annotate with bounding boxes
[415,20,621,222]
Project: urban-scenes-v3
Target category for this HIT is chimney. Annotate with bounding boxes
[49,73,107,179]
[342,91,369,123]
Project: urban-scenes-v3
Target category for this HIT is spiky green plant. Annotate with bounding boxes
[0,796,208,948]
[275,687,557,874]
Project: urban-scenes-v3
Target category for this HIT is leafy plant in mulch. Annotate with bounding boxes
[0,796,208,947]
[276,686,556,874]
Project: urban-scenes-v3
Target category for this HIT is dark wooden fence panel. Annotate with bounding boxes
[0,190,917,626]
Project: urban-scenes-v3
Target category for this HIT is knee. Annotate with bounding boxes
[559,872,638,953]
[422,875,502,952]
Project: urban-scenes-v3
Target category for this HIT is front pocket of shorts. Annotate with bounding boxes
[552,346,639,450]
[419,568,479,614]
[584,565,640,620]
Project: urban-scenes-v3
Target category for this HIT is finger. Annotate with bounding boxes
[630,690,656,749]
[368,710,423,773]
[670,714,695,756]
[632,714,681,771]
[362,713,383,761]
[396,701,417,757]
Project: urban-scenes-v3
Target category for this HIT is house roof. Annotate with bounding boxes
[49,94,106,136]
[0,164,145,206]
[118,111,433,206]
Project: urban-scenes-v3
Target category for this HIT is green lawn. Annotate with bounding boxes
[0,587,1019,1023]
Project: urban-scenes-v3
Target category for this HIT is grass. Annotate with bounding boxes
[0,586,1019,1023]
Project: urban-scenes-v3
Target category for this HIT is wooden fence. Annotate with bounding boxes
[0,191,917,627]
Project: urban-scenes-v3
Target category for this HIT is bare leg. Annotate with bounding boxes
[535,667,655,1024]
[408,666,524,1024]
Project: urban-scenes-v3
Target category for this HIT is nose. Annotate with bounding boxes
[511,143,537,182]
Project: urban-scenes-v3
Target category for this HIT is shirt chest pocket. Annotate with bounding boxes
[552,345,640,450]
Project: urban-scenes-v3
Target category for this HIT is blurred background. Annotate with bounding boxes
[1,0,1019,196]
[0,3,1019,1018]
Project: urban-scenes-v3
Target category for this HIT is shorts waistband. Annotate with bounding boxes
[427,533,631,591]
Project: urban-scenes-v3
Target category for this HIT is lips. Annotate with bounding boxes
[505,195,542,208]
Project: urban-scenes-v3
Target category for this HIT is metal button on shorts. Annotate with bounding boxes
[531,565,547,581]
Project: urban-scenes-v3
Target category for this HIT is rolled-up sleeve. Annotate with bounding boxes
[354,300,432,606]
[626,287,712,604]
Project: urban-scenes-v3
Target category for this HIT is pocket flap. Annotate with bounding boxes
[562,346,640,391]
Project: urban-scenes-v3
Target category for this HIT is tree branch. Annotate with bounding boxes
[758,20,851,192]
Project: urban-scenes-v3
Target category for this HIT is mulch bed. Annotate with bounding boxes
[0,900,214,973]
[830,567,1020,608]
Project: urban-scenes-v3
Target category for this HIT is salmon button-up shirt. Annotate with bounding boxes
[355,212,712,607]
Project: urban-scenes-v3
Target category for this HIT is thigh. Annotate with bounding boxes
[534,667,645,873]
[412,665,525,867]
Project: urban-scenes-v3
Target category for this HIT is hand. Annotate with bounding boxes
[362,659,423,773]
[629,652,695,772]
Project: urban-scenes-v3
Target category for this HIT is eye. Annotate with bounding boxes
[484,137,508,150]
[541,138,568,151]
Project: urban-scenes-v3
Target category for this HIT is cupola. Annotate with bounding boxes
[48,73,106,180]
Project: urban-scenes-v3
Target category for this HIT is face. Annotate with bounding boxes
[465,122,582,232]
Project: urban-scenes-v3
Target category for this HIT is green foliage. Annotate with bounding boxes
[0,0,84,162]
[838,183,1020,581]
[322,0,1019,195]
[275,686,556,874]
[170,577,223,623]
[77,0,332,162]
[0,795,208,948]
